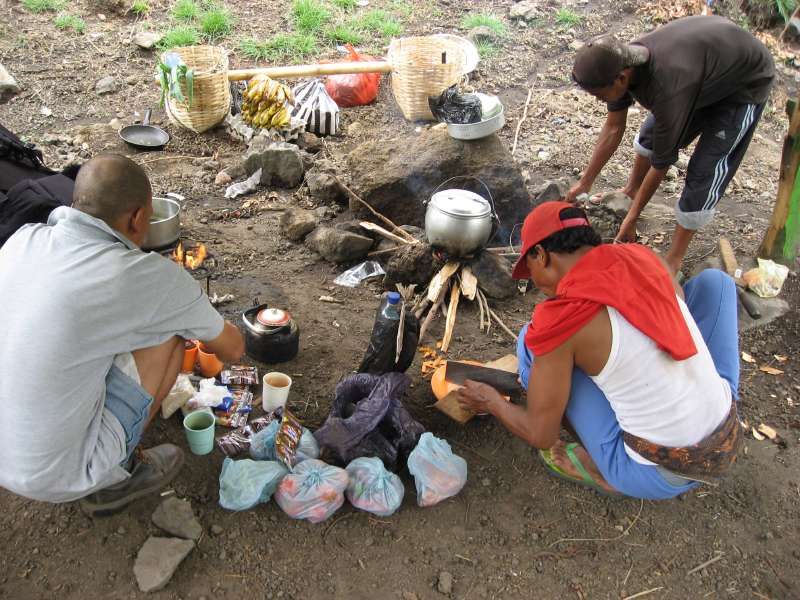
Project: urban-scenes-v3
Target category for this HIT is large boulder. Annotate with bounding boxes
[306,226,373,263]
[151,497,202,541]
[306,159,348,205]
[345,128,532,245]
[244,139,304,188]
[280,207,317,241]
[133,537,194,593]
[382,242,434,289]
[469,251,515,299]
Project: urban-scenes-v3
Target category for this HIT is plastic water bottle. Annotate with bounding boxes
[378,291,401,322]
[357,292,403,373]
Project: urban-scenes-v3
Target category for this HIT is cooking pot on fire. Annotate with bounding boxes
[424,177,498,257]
[242,305,300,364]
[143,196,182,250]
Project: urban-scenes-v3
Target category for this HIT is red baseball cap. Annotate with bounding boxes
[511,201,592,279]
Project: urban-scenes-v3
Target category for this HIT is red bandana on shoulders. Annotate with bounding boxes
[524,244,697,360]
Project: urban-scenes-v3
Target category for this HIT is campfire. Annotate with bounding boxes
[172,240,208,270]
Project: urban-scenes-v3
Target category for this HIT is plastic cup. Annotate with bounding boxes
[197,344,223,378]
[183,411,216,455]
[262,372,292,412]
[182,340,198,373]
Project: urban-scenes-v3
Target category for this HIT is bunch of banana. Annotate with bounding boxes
[242,74,295,130]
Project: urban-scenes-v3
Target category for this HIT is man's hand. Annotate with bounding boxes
[564,181,591,204]
[456,380,504,414]
[614,214,638,243]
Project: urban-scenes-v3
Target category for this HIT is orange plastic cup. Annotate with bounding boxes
[197,344,223,378]
[182,340,199,373]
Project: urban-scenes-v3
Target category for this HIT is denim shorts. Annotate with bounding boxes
[104,355,153,463]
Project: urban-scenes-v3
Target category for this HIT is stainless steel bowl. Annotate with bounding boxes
[446,106,505,141]
[143,197,181,250]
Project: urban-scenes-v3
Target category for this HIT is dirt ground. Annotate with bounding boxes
[2,0,800,598]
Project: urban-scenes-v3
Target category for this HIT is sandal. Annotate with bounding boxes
[539,442,619,497]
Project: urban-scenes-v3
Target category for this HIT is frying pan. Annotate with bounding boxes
[119,109,170,150]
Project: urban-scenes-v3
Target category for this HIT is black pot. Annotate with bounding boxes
[242,305,300,363]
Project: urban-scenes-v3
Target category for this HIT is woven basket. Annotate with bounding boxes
[388,37,467,121]
[162,45,230,133]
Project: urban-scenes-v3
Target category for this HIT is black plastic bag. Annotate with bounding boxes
[313,373,425,471]
[357,302,419,375]
[428,85,482,125]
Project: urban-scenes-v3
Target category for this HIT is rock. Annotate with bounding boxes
[595,191,631,219]
[383,242,434,289]
[583,202,623,242]
[314,206,335,220]
[214,171,232,186]
[243,139,304,188]
[108,118,123,131]
[299,131,324,153]
[469,251,514,299]
[437,571,453,595]
[509,0,540,20]
[347,122,364,136]
[95,76,117,96]
[0,64,20,104]
[532,179,569,204]
[306,227,373,263]
[133,31,162,50]
[466,25,498,43]
[346,128,531,246]
[280,207,317,241]
[151,497,202,541]
[210,524,224,536]
[306,160,348,205]
[133,537,195,593]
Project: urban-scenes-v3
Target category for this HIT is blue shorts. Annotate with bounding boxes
[104,360,153,463]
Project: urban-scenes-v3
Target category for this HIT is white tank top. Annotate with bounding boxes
[589,297,732,465]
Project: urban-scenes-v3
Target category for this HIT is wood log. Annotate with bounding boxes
[759,98,800,262]
[419,284,448,342]
[359,221,416,245]
[441,282,461,353]
[460,266,478,300]
[427,262,460,302]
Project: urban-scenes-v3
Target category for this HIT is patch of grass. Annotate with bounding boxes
[171,0,199,21]
[324,21,364,45]
[199,5,233,39]
[158,25,199,48]
[392,0,412,17]
[475,39,498,59]
[357,9,402,39]
[238,32,318,61]
[22,0,66,13]
[461,13,506,36]
[332,0,356,9]
[54,13,86,33]
[131,0,150,15]
[776,0,797,23]
[292,0,331,33]
[555,8,582,27]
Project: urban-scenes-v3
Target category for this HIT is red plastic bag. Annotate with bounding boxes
[325,44,381,108]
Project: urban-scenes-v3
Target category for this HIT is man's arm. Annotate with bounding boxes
[200,321,245,363]
[457,342,574,449]
[566,109,628,202]
[614,165,667,243]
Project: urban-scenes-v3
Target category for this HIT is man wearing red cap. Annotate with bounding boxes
[458,202,741,499]
[564,16,774,274]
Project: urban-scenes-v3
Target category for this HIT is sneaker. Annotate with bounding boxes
[79,444,184,517]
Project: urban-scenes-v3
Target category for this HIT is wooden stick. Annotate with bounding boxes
[460,266,478,301]
[686,553,724,576]
[486,246,521,253]
[419,284,448,342]
[228,60,393,81]
[441,282,461,353]
[414,297,431,320]
[511,88,533,156]
[335,177,417,242]
[367,246,401,257]
[488,306,517,341]
[477,285,486,331]
[359,221,416,245]
[427,262,460,302]
[477,289,491,335]
[621,588,664,600]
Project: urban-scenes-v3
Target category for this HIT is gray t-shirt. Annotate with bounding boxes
[0,207,224,502]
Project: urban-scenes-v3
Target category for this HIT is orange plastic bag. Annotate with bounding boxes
[325,44,381,108]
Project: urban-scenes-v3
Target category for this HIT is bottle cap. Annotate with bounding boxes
[387,292,401,304]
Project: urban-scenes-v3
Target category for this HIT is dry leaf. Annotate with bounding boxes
[752,427,766,441]
[741,352,756,364]
[760,366,784,375]
[774,354,788,362]
[757,424,778,440]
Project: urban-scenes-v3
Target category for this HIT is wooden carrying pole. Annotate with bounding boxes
[759,98,800,262]
[228,61,393,81]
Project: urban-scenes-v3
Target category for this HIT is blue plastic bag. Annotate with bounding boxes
[407,433,467,507]
[218,458,288,511]
[345,457,404,517]
[274,459,349,523]
[250,420,320,463]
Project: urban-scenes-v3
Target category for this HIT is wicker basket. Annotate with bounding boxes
[162,45,230,133]
[388,37,467,121]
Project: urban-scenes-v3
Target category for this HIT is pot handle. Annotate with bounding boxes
[428,176,502,227]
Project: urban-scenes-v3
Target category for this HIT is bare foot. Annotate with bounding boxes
[549,440,619,495]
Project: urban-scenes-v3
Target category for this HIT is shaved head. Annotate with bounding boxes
[72,154,152,225]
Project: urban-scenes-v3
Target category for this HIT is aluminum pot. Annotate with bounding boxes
[425,188,495,256]
[143,197,180,250]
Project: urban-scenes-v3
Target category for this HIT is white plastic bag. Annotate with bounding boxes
[333,260,386,288]
[249,420,320,463]
[218,458,288,511]
[345,457,404,516]
[743,258,789,298]
[161,373,195,418]
[225,168,262,199]
[274,459,349,523]
[291,79,340,136]
[186,378,231,409]
[407,433,467,507]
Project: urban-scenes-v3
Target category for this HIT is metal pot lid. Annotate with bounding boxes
[257,307,291,327]
[430,189,491,218]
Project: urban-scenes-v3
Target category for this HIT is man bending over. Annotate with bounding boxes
[458,202,741,499]
[0,154,244,515]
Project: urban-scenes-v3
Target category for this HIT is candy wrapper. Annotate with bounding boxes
[220,366,259,386]
[217,415,276,457]
[275,409,303,468]
[214,386,254,428]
